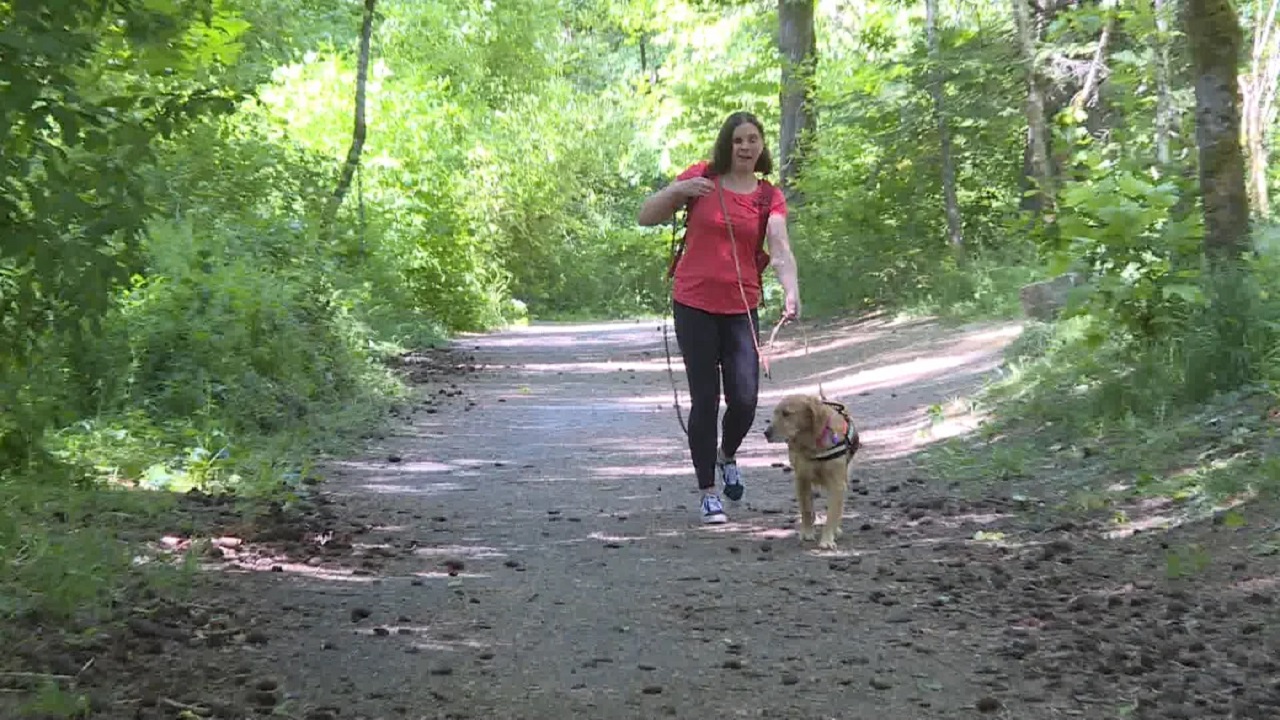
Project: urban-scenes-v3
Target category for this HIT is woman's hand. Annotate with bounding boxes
[783,290,801,321]
[674,177,714,199]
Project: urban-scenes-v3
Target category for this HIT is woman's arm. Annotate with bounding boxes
[637,177,713,226]
[765,214,801,318]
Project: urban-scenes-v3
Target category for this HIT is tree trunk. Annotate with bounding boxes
[778,0,817,201]
[322,0,377,240]
[1184,0,1250,259]
[1154,0,1175,166]
[925,0,962,250]
[1241,0,1280,217]
[1011,0,1054,215]
[1246,107,1270,216]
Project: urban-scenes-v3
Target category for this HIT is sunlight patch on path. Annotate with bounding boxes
[506,359,674,374]
[622,346,1009,408]
[413,544,508,559]
[357,480,472,496]
[761,351,1004,402]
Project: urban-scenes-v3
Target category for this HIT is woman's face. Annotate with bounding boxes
[730,122,763,173]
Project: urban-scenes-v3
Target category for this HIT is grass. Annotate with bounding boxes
[0,473,191,626]
[0,368,400,716]
[0,463,229,719]
[0,324,416,701]
[0,331,424,717]
[919,309,1280,526]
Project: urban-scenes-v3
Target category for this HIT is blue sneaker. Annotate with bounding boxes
[701,494,728,524]
[717,450,744,502]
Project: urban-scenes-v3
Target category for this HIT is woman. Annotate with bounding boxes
[638,111,801,524]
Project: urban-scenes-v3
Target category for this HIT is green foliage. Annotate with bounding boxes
[106,220,374,431]
[987,0,1279,427]
[0,0,421,629]
[43,110,414,494]
[0,475,180,623]
[1052,132,1205,341]
[470,86,670,316]
[930,249,1280,520]
[793,3,1030,315]
[0,0,252,468]
[655,10,781,164]
[19,679,94,720]
[256,0,778,323]
[918,0,1280,526]
[1165,543,1211,579]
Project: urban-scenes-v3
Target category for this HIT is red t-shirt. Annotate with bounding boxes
[671,161,788,314]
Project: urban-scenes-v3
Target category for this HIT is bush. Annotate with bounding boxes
[54,216,398,490]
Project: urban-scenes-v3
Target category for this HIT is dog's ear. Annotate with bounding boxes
[802,395,825,431]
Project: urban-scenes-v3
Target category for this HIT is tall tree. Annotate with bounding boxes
[778,0,817,199]
[1011,0,1054,215]
[925,0,963,250]
[322,0,377,240]
[1184,0,1250,259]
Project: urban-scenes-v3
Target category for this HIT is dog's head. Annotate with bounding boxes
[762,394,825,445]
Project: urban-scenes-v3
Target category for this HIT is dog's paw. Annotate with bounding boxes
[798,527,817,542]
[817,537,838,551]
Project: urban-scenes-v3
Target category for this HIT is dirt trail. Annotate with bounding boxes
[134,314,1280,720]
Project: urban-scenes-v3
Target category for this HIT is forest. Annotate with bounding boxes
[3,0,1280,717]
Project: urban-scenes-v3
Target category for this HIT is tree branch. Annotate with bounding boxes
[1070,13,1114,112]
[321,0,377,242]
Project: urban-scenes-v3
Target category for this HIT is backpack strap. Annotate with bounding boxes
[753,180,775,285]
[755,180,774,250]
[666,166,714,280]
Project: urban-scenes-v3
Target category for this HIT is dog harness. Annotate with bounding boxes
[812,400,860,462]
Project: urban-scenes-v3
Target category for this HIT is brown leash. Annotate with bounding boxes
[791,316,825,400]
[661,318,689,436]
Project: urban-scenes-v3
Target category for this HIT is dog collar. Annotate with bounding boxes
[812,401,860,462]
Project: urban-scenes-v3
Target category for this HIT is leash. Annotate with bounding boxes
[764,309,823,397]
[663,311,800,438]
[717,178,772,379]
[661,317,689,436]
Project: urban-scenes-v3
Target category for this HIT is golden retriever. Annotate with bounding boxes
[762,394,860,550]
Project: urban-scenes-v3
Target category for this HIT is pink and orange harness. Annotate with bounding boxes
[812,400,861,462]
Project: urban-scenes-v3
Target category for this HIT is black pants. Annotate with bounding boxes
[672,299,760,490]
